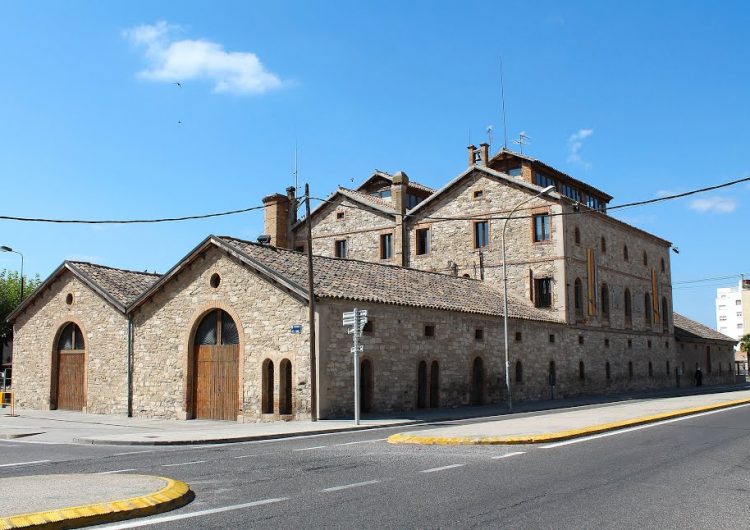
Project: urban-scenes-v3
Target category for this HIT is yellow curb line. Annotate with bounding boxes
[387,397,750,446]
[0,476,192,530]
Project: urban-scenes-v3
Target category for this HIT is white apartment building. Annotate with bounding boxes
[716,278,750,346]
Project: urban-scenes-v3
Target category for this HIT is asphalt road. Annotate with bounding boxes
[2,404,750,529]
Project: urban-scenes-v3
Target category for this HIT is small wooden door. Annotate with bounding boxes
[429,361,440,408]
[193,310,240,421]
[417,361,427,409]
[56,323,85,411]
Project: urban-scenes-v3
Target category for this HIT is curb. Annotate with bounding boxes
[0,476,192,529]
[387,397,750,446]
[74,420,418,446]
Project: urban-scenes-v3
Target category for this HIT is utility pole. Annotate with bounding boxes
[304,184,317,421]
[343,308,368,425]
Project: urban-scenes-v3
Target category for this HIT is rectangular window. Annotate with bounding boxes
[474,221,489,248]
[719,316,727,321]
[561,184,581,202]
[415,227,430,255]
[736,300,742,305]
[424,324,435,338]
[508,166,522,177]
[475,328,484,341]
[407,194,420,209]
[334,239,347,258]
[515,331,522,342]
[534,278,552,308]
[534,172,556,189]
[336,211,345,220]
[473,189,484,199]
[380,233,393,260]
[533,214,550,242]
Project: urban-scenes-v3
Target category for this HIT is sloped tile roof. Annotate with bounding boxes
[673,312,736,343]
[358,170,435,194]
[218,236,562,322]
[338,187,395,211]
[69,262,161,307]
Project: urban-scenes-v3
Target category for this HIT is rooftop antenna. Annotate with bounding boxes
[500,57,508,149]
[293,141,299,195]
[513,132,530,154]
[486,125,493,150]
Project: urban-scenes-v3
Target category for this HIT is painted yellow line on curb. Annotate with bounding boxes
[387,397,750,446]
[0,476,192,530]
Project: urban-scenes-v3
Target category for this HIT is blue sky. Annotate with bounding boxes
[0,1,748,328]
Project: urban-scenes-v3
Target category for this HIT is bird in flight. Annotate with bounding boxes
[174,82,182,88]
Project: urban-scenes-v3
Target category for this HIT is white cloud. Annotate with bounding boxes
[123,21,283,95]
[566,128,593,167]
[688,196,737,213]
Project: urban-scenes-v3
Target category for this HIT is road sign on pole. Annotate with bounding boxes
[343,308,368,425]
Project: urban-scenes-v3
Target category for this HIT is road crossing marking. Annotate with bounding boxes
[420,464,465,473]
[322,479,381,492]
[161,460,206,467]
[492,451,526,459]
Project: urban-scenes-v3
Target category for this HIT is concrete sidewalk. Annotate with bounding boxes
[388,388,750,445]
[0,474,191,529]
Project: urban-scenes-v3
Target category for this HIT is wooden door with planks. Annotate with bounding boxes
[56,323,85,410]
[193,310,240,421]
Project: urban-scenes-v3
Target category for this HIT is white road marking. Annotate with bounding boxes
[337,438,388,446]
[540,403,750,449]
[322,479,380,492]
[293,445,327,452]
[97,468,138,474]
[0,459,51,468]
[492,451,526,459]
[232,452,276,459]
[97,497,290,529]
[420,464,465,473]
[113,450,153,456]
[161,460,206,467]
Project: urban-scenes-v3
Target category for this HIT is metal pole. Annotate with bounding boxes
[501,185,555,412]
[304,184,318,421]
[353,308,360,426]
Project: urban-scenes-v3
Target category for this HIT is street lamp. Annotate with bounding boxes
[1,246,24,299]
[501,185,555,411]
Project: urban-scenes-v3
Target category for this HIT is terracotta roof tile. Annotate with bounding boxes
[69,262,161,307]
[218,236,561,322]
[338,187,395,211]
[673,313,736,343]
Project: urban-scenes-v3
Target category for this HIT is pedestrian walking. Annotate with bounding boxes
[694,366,703,387]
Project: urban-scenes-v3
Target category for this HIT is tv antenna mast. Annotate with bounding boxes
[513,132,530,154]
[486,125,493,150]
[500,57,508,148]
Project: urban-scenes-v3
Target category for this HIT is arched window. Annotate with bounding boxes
[628,360,633,379]
[605,361,611,380]
[574,278,583,317]
[623,245,629,261]
[58,323,85,351]
[471,357,484,405]
[515,360,523,384]
[644,293,652,325]
[194,310,239,345]
[706,347,712,373]
[601,236,606,253]
[417,361,427,409]
[574,227,581,245]
[661,257,665,272]
[661,297,669,333]
[262,359,274,414]
[430,361,440,408]
[643,251,648,266]
[624,288,633,327]
[648,361,653,377]
[55,323,86,411]
[600,283,610,321]
[579,360,585,380]
[279,359,292,415]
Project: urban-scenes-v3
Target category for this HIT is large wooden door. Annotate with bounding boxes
[56,323,85,411]
[195,344,239,421]
[193,310,240,421]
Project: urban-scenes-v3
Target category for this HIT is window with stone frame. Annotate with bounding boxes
[415,227,431,255]
[533,214,550,242]
[473,221,489,248]
[534,278,553,308]
[334,239,347,258]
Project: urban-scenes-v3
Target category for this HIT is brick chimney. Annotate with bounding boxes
[479,143,489,166]
[467,144,478,166]
[391,171,409,267]
[262,193,290,248]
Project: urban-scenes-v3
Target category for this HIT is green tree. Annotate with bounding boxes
[1,269,41,346]
[740,334,750,357]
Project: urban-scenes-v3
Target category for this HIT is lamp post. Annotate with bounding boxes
[1,246,24,299]
[501,185,555,411]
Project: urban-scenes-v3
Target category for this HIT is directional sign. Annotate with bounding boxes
[290,325,302,334]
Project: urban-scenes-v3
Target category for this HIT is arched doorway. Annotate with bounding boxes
[417,361,427,409]
[54,323,85,410]
[360,359,373,413]
[429,361,440,408]
[262,359,274,414]
[279,359,293,415]
[471,357,484,405]
[192,309,239,421]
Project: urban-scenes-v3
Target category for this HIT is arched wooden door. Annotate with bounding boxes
[279,359,293,415]
[360,359,373,413]
[429,361,440,408]
[470,357,484,405]
[193,310,239,421]
[417,361,427,409]
[55,323,85,410]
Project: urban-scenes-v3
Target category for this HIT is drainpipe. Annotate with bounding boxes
[127,315,133,417]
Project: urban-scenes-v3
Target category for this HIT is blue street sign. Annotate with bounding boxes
[291,325,302,334]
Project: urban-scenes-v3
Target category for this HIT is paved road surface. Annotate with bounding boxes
[1,404,749,528]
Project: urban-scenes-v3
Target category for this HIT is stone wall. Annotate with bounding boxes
[12,272,129,414]
[131,246,311,421]
[675,338,736,387]
[316,298,683,418]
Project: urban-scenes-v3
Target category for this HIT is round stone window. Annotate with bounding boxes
[209,273,221,289]
[65,293,74,305]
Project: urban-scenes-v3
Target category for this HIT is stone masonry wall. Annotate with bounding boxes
[317,298,683,418]
[12,272,128,414]
[132,246,311,421]
[675,338,736,387]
